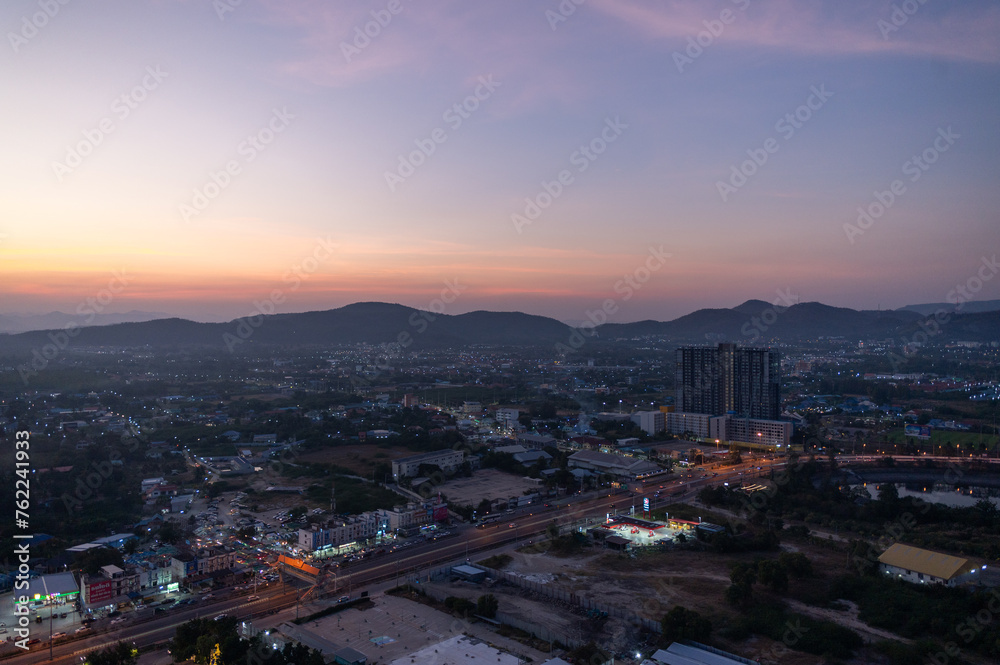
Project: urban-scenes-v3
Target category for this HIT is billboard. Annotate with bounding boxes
[904,425,932,440]
[643,497,650,513]
[87,580,113,605]
[433,505,449,521]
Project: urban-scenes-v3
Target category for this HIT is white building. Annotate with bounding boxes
[631,410,665,435]
[391,449,465,480]
[377,499,448,533]
[665,412,714,438]
[878,544,983,587]
[495,408,520,429]
[298,515,379,553]
[709,416,793,450]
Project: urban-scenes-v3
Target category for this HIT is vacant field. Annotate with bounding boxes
[886,427,998,449]
[437,469,544,507]
[456,531,920,664]
[297,443,415,476]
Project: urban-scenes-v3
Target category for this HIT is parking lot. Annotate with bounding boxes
[436,469,546,507]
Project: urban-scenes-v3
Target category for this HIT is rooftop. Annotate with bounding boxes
[878,543,977,581]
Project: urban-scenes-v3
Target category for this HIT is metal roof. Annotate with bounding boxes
[878,543,974,580]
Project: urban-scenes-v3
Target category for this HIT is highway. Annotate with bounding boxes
[5,453,965,664]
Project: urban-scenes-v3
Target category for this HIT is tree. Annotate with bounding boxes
[444,596,475,617]
[157,519,182,544]
[726,562,757,606]
[660,606,711,643]
[75,547,124,576]
[477,594,499,619]
[84,642,138,665]
[476,498,492,516]
[757,559,789,593]
[877,482,899,504]
[546,520,560,540]
[778,552,813,578]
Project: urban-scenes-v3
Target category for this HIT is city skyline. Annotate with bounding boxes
[2,1,999,323]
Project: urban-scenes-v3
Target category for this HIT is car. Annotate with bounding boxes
[247,595,260,601]
[213,614,228,621]
[110,618,126,625]
[337,596,350,603]
[75,627,91,634]
[50,632,67,640]
[59,612,67,618]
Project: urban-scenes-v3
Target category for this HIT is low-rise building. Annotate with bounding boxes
[80,565,139,610]
[391,449,465,480]
[378,499,449,534]
[567,450,659,479]
[298,514,379,553]
[878,543,984,587]
[170,547,237,583]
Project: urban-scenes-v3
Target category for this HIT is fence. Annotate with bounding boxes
[490,569,662,634]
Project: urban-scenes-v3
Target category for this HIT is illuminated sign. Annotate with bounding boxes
[643,497,649,512]
[88,580,114,604]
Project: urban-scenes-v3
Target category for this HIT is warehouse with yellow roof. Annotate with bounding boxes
[878,543,985,587]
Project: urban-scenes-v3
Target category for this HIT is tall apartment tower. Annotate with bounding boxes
[675,343,780,420]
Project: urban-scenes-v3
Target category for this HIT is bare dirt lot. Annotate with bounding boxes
[436,469,544,507]
[298,443,414,476]
[421,533,916,665]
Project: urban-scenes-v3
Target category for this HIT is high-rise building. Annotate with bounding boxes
[675,343,780,420]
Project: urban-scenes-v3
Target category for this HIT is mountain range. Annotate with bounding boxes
[0,300,998,353]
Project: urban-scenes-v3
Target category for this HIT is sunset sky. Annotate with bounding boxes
[2,0,998,324]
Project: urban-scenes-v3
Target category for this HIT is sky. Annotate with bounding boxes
[1,0,999,324]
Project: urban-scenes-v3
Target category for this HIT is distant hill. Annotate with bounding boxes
[896,299,1000,317]
[0,300,996,353]
[0,302,577,353]
[594,299,993,342]
[0,310,172,334]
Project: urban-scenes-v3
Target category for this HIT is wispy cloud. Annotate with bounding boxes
[590,0,1000,62]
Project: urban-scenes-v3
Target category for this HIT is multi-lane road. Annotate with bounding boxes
[9,452,958,664]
